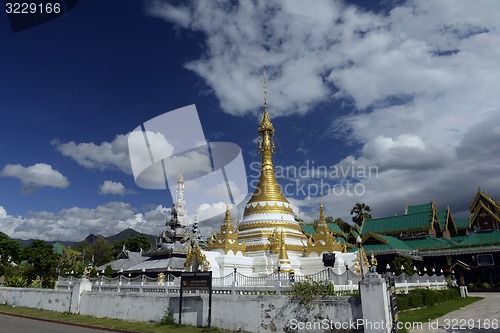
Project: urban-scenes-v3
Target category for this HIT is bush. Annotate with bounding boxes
[159,309,175,325]
[480,282,491,289]
[104,265,113,278]
[397,288,460,311]
[290,280,335,308]
[4,276,27,287]
[421,289,439,307]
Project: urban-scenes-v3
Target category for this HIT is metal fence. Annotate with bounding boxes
[55,269,447,295]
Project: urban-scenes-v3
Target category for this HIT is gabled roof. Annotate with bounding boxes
[436,210,447,231]
[327,222,343,235]
[407,202,433,214]
[436,208,457,234]
[96,251,147,272]
[403,236,457,251]
[361,211,434,235]
[471,201,500,225]
[454,218,470,230]
[301,224,316,235]
[457,230,500,247]
[349,233,414,254]
[470,189,500,213]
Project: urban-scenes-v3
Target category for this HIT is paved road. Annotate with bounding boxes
[408,293,500,333]
[0,313,120,333]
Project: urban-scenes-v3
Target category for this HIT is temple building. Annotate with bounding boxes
[354,188,500,285]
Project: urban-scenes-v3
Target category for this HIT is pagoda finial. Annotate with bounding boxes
[319,202,326,224]
[264,65,267,113]
[224,204,232,225]
[259,66,274,135]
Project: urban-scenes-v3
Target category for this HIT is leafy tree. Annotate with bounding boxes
[92,237,114,266]
[350,202,372,227]
[113,234,152,254]
[75,237,114,267]
[21,240,59,284]
[0,232,21,265]
[390,256,414,276]
[104,265,113,278]
[58,246,84,276]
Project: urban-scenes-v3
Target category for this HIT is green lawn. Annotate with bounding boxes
[0,305,234,333]
[398,296,483,333]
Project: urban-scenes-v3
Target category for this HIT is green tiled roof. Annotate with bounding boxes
[436,211,447,231]
[301,224,316,235]
[349,233,413,254]
[361,211,433,235]
[52,242,64,255]
[417,245,500,256]
[335,237,349,245]
[407,203,432,214]
[327,222,343,234]
[403,236,457,250]
[450,235,468,243]
[454,218,470,230]
[458,231,500,247]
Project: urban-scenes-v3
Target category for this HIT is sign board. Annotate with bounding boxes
[179,271,212,328]
[477,254,494,267]
[181,272,211,289]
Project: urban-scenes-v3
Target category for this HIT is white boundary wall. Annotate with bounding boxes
[0,285,362,332]
[0,287,71,312]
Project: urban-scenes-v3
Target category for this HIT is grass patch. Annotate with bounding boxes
[398,296,483,333]
[0,304,233,333]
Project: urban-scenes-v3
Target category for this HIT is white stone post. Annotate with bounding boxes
[359,273,392,333]
[69,277,92,314]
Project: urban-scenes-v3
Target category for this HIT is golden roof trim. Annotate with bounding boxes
[238,221,302,232]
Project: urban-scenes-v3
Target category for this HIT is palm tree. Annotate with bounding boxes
[350,202,372,227]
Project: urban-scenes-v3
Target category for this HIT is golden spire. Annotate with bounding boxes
[245,67,291,210]
[206,205,246,254]
[319,202,326,224]
[222,204,234,232]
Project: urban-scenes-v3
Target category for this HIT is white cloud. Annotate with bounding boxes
[0,163,69,193]
[52,134,132,174]
[0,203,171,242]
[0,206,7,218]
[148,0,500,219]
[99,180,126,196]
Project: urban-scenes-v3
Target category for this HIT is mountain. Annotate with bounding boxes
[11,238,80,248]
[105,228,156,245]
[10,228,156,248]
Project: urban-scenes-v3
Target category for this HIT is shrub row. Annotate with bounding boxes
[396,288,460,311]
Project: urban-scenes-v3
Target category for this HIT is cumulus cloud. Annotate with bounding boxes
[0,163,69,193]
[52,134,132,174]
[0,203,171,242]
[148,0,500,219]
[99,180,126,196]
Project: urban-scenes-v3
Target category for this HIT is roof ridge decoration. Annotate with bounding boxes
[305,203,344,256]
[184,243,211,272]
[206,205,246,255]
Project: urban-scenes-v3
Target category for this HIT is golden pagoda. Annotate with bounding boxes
[206,205,246,255]
[237,69,307,255]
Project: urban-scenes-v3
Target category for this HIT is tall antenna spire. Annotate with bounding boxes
[263,65,267,112]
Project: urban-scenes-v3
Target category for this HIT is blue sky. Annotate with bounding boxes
[1,0,500,241]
